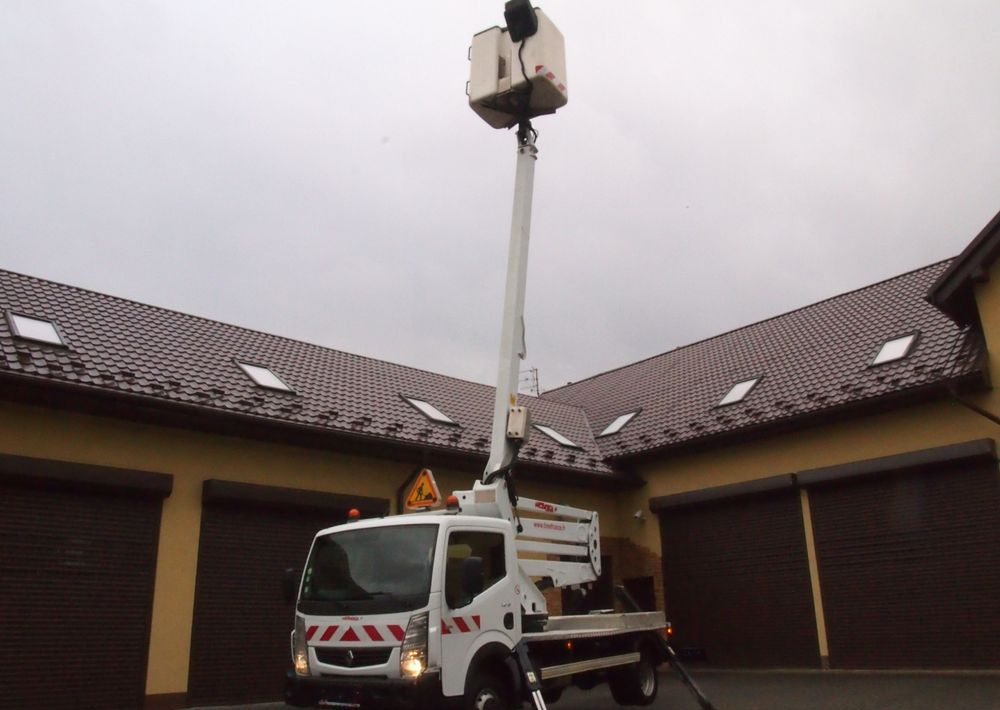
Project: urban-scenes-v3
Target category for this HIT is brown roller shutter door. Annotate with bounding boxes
[809,460,1000,669]
[0,482,162,710]
[658,490,820,667]
[186,482,388,707]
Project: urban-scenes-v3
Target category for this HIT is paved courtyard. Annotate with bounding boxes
[191,669,1000,710]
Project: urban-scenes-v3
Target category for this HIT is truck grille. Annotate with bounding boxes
[315,647,393,668]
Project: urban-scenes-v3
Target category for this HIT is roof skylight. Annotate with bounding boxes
[8,313,65,346]
[403,396,456,424]
[718,377,759,406]
[237,361,293,392]
[599,411,639,437]
[872,334,917,366]
[534,424,582,448]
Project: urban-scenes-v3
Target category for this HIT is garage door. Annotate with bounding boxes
[0,454,170,710]
[656,480,819,667]
[186,480,388,706]
[808,453,1000,669]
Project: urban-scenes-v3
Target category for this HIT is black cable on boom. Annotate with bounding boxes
[484,439,525,533]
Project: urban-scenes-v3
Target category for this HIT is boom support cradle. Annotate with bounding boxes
[454,478,600,616]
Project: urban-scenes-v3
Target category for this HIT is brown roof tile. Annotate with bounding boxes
[542,260,985,459]
[0,257,984,472]
[0,270,613,477]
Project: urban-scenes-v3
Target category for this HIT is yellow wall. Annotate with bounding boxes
[620,396,999,557]
[975,260,1000,390]
[0,399,621,699]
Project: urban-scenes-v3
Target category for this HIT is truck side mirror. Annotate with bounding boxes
[283,568,301,605]
[460,556,485,598]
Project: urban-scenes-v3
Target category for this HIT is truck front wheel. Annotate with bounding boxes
[466,669,511,710]
[608,644,658,706]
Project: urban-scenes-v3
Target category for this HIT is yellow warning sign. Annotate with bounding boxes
[405,468,441,511]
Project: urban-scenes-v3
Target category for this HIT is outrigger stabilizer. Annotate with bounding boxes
[515,640,550,710]
[615,586,720,710]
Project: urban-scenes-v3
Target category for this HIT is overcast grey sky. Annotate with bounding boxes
[2,1,999,391]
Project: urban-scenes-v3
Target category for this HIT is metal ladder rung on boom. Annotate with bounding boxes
[514,495,601,588]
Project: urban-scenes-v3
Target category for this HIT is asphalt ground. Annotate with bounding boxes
[191,669,1000,710]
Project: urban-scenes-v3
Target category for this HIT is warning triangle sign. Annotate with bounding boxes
[405,468,441,511]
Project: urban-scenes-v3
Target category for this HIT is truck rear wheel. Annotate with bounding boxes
[608,644,658,706]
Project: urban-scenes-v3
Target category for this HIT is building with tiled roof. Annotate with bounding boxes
[541,260,985,460]
[0,268,613,480]
[2,208,999,709]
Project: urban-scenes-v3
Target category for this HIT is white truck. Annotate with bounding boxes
[285,4,683,709]
[282,494,668,709]
[283,461,672,708]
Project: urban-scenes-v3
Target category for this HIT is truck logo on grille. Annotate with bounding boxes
[345,650,355,666]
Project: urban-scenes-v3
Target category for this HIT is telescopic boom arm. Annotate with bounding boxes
[452,124,599,616]
[455,3,599,617]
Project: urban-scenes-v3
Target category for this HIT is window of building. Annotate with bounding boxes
[533,424,582,448]
[872,333,918,365]
[718,377,759,406]
[8,312,66,346]
[236,361,294,392]
[403,397,456,424]
[444,530,506,609]
[599,411,639,437]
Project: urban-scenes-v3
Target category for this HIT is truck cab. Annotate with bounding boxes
[286,513,524,708]
[286,508,669,710]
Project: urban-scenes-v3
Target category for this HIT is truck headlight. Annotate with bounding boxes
[399,611,428,679]
[293,615,310,676]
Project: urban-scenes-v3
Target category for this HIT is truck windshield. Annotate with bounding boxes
[299,524,438,615]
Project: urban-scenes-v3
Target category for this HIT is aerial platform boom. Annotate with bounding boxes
[452,122,600,616]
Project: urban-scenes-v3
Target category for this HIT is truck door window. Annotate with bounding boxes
[445,531,506,609]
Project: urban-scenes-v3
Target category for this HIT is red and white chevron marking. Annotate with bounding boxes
[441,615,481,635]
[534,64,567,94]
[307,616,484,642]
[306,623,406,644]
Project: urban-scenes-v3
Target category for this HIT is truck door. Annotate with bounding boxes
[440,528,517,696]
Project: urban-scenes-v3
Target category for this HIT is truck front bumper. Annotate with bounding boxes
[285,669,444,709]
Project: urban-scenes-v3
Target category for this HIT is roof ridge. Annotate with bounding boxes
[543,257,955,396]
[0,266,502,393]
